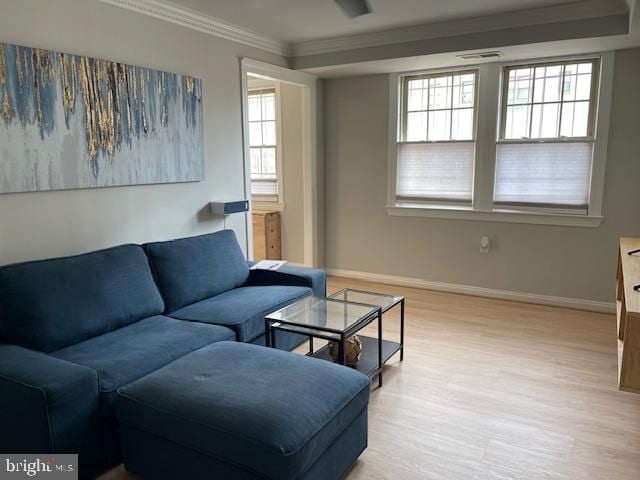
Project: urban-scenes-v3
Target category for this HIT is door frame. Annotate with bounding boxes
[240,58,320,267]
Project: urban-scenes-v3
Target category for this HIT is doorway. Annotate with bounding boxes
[240,59,319,267]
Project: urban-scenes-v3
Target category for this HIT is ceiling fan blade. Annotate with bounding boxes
[334,0,372,18]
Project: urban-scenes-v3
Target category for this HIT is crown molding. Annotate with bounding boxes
[293,0,629,57]
[98,0,291,56]
[98,0,629,62]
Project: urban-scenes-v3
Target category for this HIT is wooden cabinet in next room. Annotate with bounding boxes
[252,210,281,260]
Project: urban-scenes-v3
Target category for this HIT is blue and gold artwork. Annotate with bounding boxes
[0,42,204,193]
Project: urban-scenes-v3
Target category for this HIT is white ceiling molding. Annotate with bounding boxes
[98,0,291,56]
[293,0,629,57]
[98,0,631,66]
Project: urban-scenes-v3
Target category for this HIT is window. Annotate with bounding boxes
[387,53,613,226]
[248,88,279,200]
[495,60,599,212]
[397,70,477,203]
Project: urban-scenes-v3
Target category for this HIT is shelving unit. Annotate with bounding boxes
[616,238,640,393]
[312,336,401,378]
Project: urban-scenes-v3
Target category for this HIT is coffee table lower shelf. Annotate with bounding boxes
[310,335,401,379]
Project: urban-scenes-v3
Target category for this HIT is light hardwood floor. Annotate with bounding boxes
[102,276,640,480]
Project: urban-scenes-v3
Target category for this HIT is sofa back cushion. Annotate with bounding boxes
[144,230,249,312]
[0,245,165,352]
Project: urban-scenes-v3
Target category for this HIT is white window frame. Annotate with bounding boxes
[386,52,615,227]
[499,59,599,141]
[397,68,479,205]
[249,83,284,209]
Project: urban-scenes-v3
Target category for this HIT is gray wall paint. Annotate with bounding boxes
[280,83,306,264]
[0,0,286,266]
[324,47,640,302]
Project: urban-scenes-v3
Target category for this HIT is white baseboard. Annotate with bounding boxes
[325,268,615,314]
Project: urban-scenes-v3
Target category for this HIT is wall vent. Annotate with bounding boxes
[457,51,502,60]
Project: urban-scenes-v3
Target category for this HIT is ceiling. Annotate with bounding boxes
[170,0,583,43]
[113,0,639,77]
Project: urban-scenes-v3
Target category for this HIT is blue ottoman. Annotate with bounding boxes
[116,342,370,479]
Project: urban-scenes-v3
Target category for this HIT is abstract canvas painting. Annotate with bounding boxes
[0,42,204,194]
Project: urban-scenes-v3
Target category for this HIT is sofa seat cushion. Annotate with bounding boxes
[52,316,234,415]
[116,342,371,479]
[144,230,250,312]
[0,244,165,352]
[169,286,312,342]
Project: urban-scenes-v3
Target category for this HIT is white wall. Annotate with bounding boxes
[323,47,640,303]
[0,0,286,266]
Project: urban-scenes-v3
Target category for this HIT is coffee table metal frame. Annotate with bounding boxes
[265,289,405,387]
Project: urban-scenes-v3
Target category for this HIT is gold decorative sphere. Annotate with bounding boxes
[329,335,363,366]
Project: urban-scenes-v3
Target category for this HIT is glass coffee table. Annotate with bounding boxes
[265,289,404,386]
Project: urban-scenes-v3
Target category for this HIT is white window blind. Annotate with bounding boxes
[494,142,592,209]
[397,143,475,201]
[251,178,278,196]
[397,70,477,203]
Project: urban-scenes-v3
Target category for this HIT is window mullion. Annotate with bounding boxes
[558,64,566,137]
[528,68,536,138]
[449,77,454,140]
[425,79,430,141]
[401,77,408,142]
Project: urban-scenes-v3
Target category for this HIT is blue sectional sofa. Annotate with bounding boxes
[0,230,348,479]
[144,231,325,349]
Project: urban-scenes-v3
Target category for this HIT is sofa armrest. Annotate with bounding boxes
[244,263,327,298]
[0,343,100,453]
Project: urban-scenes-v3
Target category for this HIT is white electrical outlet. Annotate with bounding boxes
[480,236,490,254]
